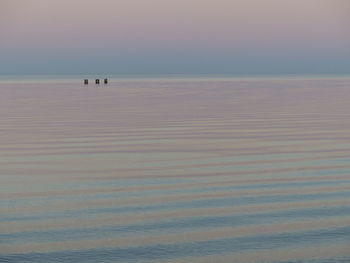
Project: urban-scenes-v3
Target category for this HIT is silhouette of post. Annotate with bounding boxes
[95,79,100,85]
[104,78,108,84]
[84,79,88,85]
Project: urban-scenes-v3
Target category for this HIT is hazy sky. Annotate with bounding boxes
[1,0,349,75]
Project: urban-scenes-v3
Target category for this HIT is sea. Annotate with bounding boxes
[0,75,350,263]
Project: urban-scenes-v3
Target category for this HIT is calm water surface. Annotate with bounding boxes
[1,76,350,263]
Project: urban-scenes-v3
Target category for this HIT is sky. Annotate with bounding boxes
[0,0,350,75]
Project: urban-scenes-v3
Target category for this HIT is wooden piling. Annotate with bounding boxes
[104,78,108,84]
[84,79,88,85]
[95,79,100,84]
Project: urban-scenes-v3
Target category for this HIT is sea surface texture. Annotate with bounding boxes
[0,76,350,263]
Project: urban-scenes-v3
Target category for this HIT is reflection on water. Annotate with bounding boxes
[0,77,350,263]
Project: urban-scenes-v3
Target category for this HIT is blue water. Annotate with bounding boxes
[1,76,350,262]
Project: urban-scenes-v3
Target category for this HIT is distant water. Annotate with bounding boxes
[1,76,350,263]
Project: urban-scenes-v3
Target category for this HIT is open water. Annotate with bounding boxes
[0,76,350,263]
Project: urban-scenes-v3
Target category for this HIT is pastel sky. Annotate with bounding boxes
[0,0,349,74]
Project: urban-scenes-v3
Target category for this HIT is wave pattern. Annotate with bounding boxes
[1,77,350,263]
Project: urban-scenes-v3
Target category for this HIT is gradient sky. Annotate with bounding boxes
[0,0,350,75]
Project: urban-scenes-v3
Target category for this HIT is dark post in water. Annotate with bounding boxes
[84,79,89,85]
[95,79,100,84]
[104,78,108,84]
